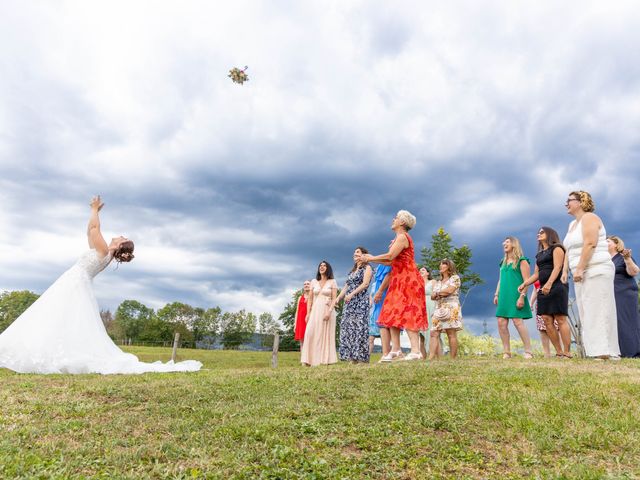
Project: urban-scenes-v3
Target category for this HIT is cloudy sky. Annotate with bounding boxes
[1,1,639,336]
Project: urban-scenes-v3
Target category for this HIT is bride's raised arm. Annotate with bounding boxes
[87,196,109,257]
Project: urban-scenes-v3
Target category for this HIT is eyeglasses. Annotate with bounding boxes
[537,231,546,235]
[565,198,579,204]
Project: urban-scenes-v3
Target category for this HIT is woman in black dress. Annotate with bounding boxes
[519,227,572,357]
[607,236,640,358]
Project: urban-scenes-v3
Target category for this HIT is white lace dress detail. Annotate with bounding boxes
[0,250,202,374]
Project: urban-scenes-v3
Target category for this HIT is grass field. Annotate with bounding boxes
[1,347,640,479]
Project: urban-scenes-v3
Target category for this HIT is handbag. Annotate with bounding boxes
[432,306,451,322]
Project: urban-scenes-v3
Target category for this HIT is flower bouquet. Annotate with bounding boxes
[228,66,249,85]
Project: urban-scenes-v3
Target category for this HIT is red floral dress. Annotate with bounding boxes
[294,295,308,341]
[377,233,428,331]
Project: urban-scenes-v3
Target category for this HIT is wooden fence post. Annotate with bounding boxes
[171,332,180,363]
[271,333,279,368]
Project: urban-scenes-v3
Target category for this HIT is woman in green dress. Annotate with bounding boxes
[494,236,533,359]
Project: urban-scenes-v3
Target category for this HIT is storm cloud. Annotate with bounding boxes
[1,1,639,335]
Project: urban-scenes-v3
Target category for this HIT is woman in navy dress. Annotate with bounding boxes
[607,236,640,358]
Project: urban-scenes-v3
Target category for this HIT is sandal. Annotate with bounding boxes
[523,352,533,359]
[502,352,512,359]
[403,352,423,361]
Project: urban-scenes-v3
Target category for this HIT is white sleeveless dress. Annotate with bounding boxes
[564,219,620,357]
[0,249,202,374]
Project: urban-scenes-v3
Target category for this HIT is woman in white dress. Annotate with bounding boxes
[562,190,620,359]
[0,196,202,374]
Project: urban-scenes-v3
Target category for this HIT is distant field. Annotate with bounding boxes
[1,347,639,479]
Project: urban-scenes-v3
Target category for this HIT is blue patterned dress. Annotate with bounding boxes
[369,265,391,337]
[339,265,372,362]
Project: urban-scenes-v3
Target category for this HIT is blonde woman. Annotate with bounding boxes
[494,236,533,359]
[562,191,619,359]
[362,210,428,361]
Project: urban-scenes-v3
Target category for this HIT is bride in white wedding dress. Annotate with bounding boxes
[0,196,202,374]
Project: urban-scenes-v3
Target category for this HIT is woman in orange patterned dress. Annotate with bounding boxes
[362,210,428,361]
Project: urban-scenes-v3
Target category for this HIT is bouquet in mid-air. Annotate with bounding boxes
[228,66,249,85]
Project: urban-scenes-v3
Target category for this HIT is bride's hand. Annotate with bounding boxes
[90,196,104,211]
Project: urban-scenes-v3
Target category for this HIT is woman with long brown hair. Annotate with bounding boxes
[519,227,571,357]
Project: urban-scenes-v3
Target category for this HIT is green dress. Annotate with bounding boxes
[496,257,532,319]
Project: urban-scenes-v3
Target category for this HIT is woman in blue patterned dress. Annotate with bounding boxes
[368,264,392,355]
[331,247,373,363]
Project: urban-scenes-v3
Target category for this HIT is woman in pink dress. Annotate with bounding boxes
[363,210,428,361]
[294,281,311,350]
[301,262,338,366]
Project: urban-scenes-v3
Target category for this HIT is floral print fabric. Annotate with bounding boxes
[339,266,371,362]
[431,274,463,331]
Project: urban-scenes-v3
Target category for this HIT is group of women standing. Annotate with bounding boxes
[294,190,640,365]
[496,190,640,360]
[295,210,464,366]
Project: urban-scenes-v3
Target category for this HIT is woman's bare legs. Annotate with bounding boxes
[407,329,420,355]
[390,327,402,356]
[429,330,440,360]
[512,318,533,357]
[380,328,391,356]
[497,317,511,357]
[540,331,551,358]
[555,315,572,356]
[542,315,563,355]
[445,329,459,358]
[419,334,428,359]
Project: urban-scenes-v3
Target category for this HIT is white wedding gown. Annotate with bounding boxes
[0,249,202,374]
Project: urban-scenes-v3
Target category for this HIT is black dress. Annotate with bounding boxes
[536,245,569,316]
[612,253,640,358]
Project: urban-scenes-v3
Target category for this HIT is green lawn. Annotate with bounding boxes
[1,347,639,479]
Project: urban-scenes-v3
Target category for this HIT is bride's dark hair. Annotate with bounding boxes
[114,240,135,263]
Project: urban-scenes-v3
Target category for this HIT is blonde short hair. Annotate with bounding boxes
[569,190,595,212]
[607,235,625,253]
[396,210,416,230]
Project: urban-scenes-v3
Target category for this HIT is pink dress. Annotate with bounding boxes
[300,279,338,366]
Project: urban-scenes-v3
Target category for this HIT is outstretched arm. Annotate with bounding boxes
[364,234,408,264]
[87,196,109,257]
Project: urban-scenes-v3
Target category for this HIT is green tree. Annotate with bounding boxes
[156,302,199,344]
[193,306,221,343]
[258,312,279,335]
[278,289,302,351]
[138,315,173,344]
[220,309,256,349]
[114,300,155,342]
[0,290,40,333]
[420,227,484,298]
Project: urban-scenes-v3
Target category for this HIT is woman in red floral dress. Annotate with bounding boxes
[294,280,311,351]
[363,210,428,361]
